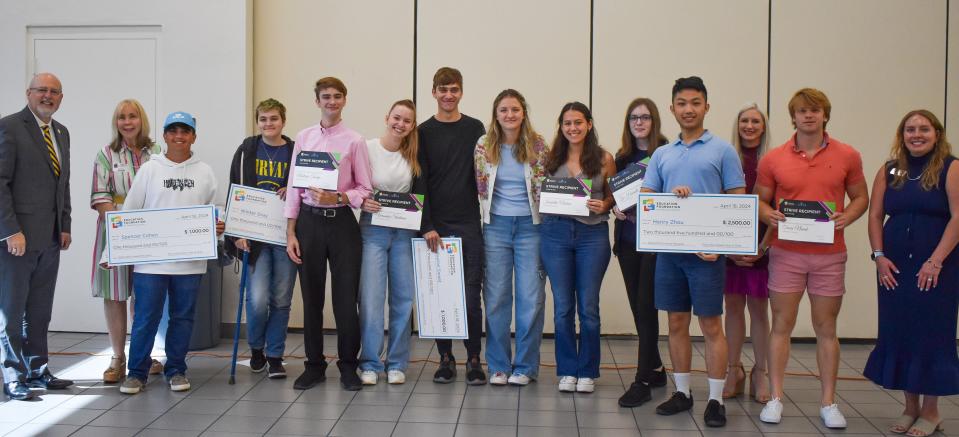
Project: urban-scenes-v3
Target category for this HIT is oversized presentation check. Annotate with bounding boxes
[223,184,288,246]
[289,151,339,190]
[637,194,759,255]
[106,205,218,265]
[412,238,468,339]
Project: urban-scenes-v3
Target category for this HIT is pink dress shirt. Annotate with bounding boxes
[284,121,373,218]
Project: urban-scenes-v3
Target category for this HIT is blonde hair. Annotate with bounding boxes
[109,99,152,152]
[484,89,539,165]
[389,100,421,177]
[731,102,769,161]
[889,109,952,191]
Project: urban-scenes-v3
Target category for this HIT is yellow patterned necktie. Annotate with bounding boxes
[41,125,61,177]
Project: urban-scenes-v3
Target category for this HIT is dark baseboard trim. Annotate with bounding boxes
[214,325,883,345]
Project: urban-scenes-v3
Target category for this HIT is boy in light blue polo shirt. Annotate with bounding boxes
[641,76,745,428]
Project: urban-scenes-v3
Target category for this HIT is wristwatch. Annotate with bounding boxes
[336,192,344,205]
[870,250,885,261]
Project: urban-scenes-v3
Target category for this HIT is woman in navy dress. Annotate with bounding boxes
[865,109,959,437]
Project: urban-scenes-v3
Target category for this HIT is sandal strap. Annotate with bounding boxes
[908,418,942,436]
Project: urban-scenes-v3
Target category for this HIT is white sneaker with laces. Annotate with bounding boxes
[507,373,531,386]
[820,403,847,429]
[576,377,595,393]
[360,370,378,385]
[760,397,783,424]
[558,376,577,392]
[489,371,508,386]
[387,370,405,384]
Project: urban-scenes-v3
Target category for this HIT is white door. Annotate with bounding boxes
[29,26,160,333]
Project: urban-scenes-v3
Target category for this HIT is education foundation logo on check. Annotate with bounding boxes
[642,198,656,211]
[234,190,246,201]
[110,215,124,228]
[444,242,458,254]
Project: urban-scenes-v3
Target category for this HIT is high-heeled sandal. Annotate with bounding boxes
[103,355,126,383]
[906,417,943,437]
[749,365,771,403]
[722,363,746,399]
[890,414,917,434]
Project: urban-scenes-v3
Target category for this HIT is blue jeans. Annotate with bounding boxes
[128,273,202,380]
[246,244,297,357]
[358,213,416,372]
[540,216,611,379]
[483,214,545,377]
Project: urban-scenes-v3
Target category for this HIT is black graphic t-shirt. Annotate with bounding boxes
[255,139,291,192]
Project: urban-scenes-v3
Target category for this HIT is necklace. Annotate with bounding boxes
[261,141,282,163]
[907,172,922,181]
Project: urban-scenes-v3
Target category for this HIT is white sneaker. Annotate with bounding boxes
[360,370,378,385]
[387,370,405,384]
[576,377,595,393]
[507,373,531,386]
[489,371,508,386]
[558,376,577,392]
[759,397,783,423]
[820,403,847,429]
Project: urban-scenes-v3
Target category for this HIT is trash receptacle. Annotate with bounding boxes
[189,257,224,350]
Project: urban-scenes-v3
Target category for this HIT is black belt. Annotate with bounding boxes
[301,204,347,217]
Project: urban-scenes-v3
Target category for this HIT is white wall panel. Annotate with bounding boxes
[770,0,946,338]
[0,0,250,333]
[593,0,768,335]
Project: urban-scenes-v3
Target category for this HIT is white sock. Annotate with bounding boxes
[708,378,725,404]
[673,372,691,396]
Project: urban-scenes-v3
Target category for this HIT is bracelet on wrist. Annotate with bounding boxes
[925,259,943,269]
[871,250,885,261]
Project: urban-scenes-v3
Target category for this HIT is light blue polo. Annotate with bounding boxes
[642,130,745,194]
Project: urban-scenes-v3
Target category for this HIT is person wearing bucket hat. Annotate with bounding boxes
[108,110,226,395]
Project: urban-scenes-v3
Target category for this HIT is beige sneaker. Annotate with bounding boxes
[168,374,191,392]
[119,377,145,394]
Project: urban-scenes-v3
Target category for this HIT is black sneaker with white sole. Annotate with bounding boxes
[465,356,487,385]
[433,354,457,383]
[267,357,286,379]
[250,349,266,373]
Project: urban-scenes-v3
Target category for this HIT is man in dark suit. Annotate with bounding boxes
[0,72,74,400]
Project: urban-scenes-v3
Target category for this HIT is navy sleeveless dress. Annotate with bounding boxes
[863,154,959,395]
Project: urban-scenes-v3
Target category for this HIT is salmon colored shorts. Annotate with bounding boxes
[767,246,847,297]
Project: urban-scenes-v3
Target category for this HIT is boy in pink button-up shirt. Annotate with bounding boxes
[285,77,372,392]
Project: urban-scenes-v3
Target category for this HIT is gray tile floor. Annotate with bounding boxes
[1,332,955,436]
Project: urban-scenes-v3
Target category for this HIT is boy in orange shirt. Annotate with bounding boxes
[756,88,868,429]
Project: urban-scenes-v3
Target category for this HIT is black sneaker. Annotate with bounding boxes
[293,362,327,390]
[704,399,727,427]
[642,368,668,388]
[433,354,457,384]
[618,382,652,408]
[656,391,693,415]
[338,362,362,391]
[267,357,286,379]
[465,356,487,386]
[250,349,266,373]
